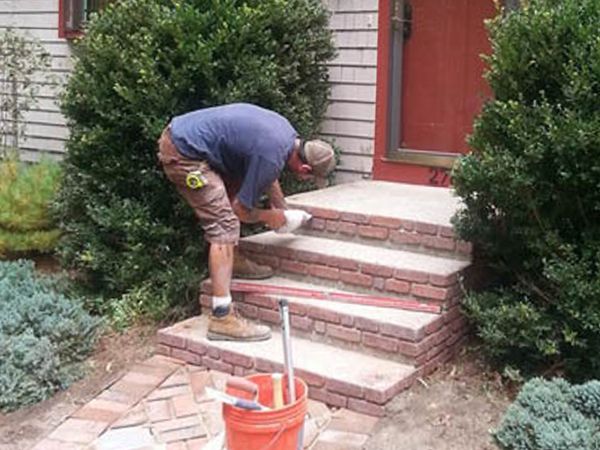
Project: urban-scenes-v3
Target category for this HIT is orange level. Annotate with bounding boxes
[230,281,442,314]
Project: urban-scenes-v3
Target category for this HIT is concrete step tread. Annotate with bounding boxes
[242,232,470,276]
[231,276,440,331]
[287,181,461,227]
[163,316,416,393]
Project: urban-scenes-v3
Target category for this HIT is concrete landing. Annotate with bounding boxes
[287,180,462,227]
[158,316,417,416]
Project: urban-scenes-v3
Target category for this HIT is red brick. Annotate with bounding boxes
[307,207,341,220]
[48,418,108,444]
[379,323,420,341]
[288,302,307,315]
[245,294,277,308]
[172,394,198,417]
[160,425,207,443]
[399,219,416,231]
[295,369,326,388]
[340,314,354,327]
[279,258,308,275]
[186,438,209,450]
[347,398,385,417]
[369,216,403,229]
[439,226,455,238]
[72,399,128,423]
[110,379,155,399]
[221,350,254,368]
[338,221,358,235]
[295,250,323,264]
[422,235,456,251]
[429,273,458,287]
[358,225,389,240]
[393,269,429,283]
[314,320,327,334]
[190,371,210,398]
[237,302,258,319]
[326,220,339,232]
[157,344,172,357]
[201,357,234,374]
[327,324,361,343]
[308,308,341,324]
[234,366,247,376]
[207,347,221,359]
[311,217,327,230]
[258,308,281,324]
[326,256,360,271]
[363,332,397,352]
[397,340,421,357]
[157,329,187,349]
[291,314,313,331]
[309,264,340,281]
[171,349,202,365]
[412,284,448,301]
[147,399,173,422]
[443,307,462,324]
[309,387,347,408]
[340,270,373,288]
[415,222,439,235]
[424,317,444,335]
[326,380,363,399]
[361,263,393,277]
[384,278,410,294]
[355,317,379,333]
[390,230,422,246]
[340,212,369,224]
[255,358,283,373]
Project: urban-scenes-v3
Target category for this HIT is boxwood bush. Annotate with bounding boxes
[495,378,600,450]
[56,0,335,321]
[0,159,62,257]
[0,260,102,412]
[452,0,600,378]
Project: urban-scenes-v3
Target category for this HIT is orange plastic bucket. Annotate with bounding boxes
[223,374,307,450]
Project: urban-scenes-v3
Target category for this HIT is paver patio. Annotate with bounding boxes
[32,355,380,450]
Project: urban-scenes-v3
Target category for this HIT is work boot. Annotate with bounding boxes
[207,309,272,342]
[232,253,274,280]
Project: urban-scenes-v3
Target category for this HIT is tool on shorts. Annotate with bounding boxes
[186,169,208,189]
[206,387,270,411]
[279,299,296,404]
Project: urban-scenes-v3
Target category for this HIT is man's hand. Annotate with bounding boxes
[232,198,286,229]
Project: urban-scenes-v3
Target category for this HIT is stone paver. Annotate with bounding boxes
[34,355,380,450]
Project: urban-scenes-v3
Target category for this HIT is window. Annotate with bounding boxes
[59,0,113,39]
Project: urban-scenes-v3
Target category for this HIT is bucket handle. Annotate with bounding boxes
[260,416,303,450]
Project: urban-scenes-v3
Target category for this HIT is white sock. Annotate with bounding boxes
[212,295,232,317]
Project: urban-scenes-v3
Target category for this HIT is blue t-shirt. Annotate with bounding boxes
[170,103,297,209]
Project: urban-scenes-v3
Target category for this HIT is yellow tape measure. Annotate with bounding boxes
[186,170,208,189]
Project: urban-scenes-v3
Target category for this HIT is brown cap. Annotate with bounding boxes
[303,139,335,188]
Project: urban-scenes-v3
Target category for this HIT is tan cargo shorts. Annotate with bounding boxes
[157,127,240,245]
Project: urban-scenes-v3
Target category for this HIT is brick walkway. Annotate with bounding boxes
[33,355,379,450]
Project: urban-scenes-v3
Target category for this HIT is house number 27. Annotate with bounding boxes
[429,168,451,186]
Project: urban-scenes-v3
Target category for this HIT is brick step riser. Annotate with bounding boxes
[287,204,473,260]
[199,289,469,369]
[239,243,464,307]
[156,324,469,418]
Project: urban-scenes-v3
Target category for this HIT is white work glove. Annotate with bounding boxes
[275,209,312,234]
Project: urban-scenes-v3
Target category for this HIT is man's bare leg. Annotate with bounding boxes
[207,243,271,341]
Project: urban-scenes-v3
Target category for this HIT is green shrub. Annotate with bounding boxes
[452,0,600,377]
[495,378,600,450]
[0,260,102,412]
[0,159,62,257]
[56,0,335,321]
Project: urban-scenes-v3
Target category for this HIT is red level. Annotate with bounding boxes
[230,281,442,314]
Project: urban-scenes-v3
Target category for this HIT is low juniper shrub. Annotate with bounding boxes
[0,260,102,411]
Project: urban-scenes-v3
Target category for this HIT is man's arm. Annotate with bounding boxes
[267,180,288,209]
[231,197,286,230]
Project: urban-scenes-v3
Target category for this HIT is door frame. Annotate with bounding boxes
[373,0,511,183]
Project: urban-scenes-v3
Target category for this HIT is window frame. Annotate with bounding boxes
[58,0,112,39]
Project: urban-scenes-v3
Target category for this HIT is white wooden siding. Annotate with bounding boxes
[1,0,380,180]
[0,0,71,162]
[323,0,378,182]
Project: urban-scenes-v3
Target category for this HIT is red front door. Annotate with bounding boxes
[373,0,497,186]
